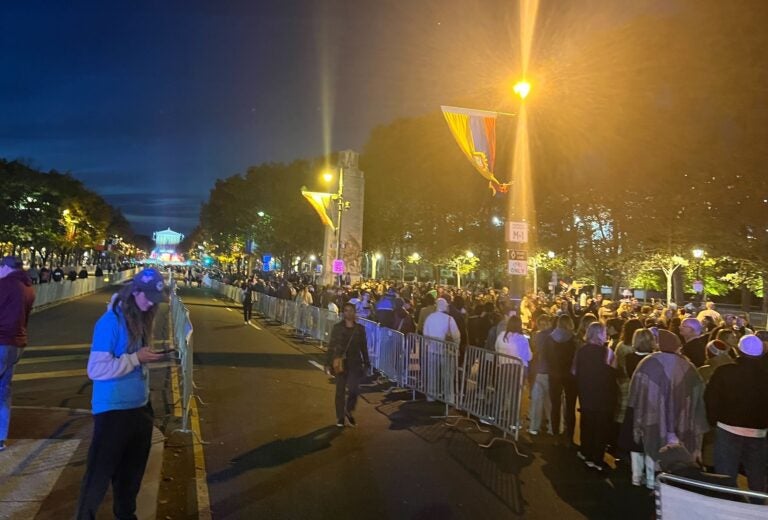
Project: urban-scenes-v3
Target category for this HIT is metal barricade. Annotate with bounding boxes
[319,308,339,344]
[356,318,380,369]
[656,473,768,518]
[455,345,526,450]
[376,327,407,387]
[32,268,138,309]
[168,276,204,442]
[405,333,460,413]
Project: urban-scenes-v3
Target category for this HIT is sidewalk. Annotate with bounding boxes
[0,407,164,519]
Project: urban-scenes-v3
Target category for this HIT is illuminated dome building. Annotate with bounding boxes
[149,227,186,264]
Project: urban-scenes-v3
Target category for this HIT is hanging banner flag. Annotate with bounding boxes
[301,190,336,229]
[441,105,510,195]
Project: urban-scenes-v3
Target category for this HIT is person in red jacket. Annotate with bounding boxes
[0,256,36,451]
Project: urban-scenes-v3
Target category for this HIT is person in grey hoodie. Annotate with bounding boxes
[544,314,578,446]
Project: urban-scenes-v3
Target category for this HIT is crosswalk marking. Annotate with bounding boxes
[24,343,90,352]
[19,354,88,365]
[13,369,87,381]
[248,322,262,330]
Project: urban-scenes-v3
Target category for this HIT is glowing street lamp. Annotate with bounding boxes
[466,250,475,258]
[547,250,555,259]
[257,211,265,217]
[513,80,531,100]
[322,170,334,184]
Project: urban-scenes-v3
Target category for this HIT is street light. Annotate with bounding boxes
[514,80,531,100]
[466,250,474,258]
[547,250,555,259]
[257,211,265,217]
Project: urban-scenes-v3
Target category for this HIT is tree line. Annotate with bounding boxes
[0,159,148,267]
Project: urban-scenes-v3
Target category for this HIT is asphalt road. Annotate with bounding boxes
[179,286,657,520]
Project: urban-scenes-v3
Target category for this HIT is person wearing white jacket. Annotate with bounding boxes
[495,315,532,368]
[422,298,460,402]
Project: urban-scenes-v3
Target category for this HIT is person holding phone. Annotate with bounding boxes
[76,268,167,519]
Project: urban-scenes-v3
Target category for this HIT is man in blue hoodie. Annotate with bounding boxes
[76,268,166,519]
[0,256,35,452]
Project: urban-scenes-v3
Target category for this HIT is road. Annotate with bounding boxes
[11,286,657,519]
[178,286,656,520]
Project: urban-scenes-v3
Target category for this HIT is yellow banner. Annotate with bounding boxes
[301,190,336,229]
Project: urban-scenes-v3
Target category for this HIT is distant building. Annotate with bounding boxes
[149,227,185,264]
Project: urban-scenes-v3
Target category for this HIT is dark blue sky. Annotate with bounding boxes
[1,0,671,235]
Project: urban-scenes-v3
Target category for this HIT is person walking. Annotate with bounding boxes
[573,322,618,471]
[327,302,369,427]
[0,256,36,452]
[75,268,167,519]
[241,281,253,324]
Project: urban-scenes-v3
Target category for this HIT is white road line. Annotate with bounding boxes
[248,322,262,330]
[212,298,218,301]
[308,360,326,371]
[225,307,232,312]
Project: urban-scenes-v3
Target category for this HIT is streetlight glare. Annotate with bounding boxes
[513,80,531,100]
[257,211,265,217]
[309,254,316,261]
[466,251,474,258]
[692,248,704,259]
[322,171,334,183]
[547,250,555,259]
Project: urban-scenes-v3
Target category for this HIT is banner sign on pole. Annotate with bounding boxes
[506,221,529,243]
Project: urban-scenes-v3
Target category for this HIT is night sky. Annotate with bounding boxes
[0,0,746,236]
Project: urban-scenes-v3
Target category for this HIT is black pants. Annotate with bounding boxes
[335,366,363,421]
[549,375,577,442]
[243,302,253,321]
[76,405,154,520]
[581,410,613,465]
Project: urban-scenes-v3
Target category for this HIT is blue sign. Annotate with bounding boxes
[262,254,272,272]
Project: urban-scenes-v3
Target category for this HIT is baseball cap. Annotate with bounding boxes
[131,268,166,304]
[1,256,23,269]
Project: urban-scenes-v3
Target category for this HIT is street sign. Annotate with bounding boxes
[508,260,528,275]
[262,254,272,272]
[332,259,345,274]
[508,249,528,261]
[506,221,529,243]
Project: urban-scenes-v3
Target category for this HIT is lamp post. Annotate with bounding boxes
[692,248,705,300]
[371,252,381,280]
[323,167,350,286]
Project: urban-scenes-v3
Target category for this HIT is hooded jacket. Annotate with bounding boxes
[544,327,576,379]
[0,269,35,346]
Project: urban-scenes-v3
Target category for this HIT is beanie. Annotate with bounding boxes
[738,335,764,357]
[706,340,730,357]
[657,329,681,353]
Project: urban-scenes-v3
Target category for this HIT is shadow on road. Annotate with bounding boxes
[209,425,342,483]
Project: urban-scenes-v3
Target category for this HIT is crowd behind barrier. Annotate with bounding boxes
[32,268,139,309]
[208,281,526,448]
[168,275,197,435]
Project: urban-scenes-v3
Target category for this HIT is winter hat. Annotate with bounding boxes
[436,298,449,313]
[131,268,166,304]
[738,334,764,357]
[706,340,730,357]
[657,329,681,353]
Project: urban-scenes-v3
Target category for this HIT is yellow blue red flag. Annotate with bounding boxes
[301,190,336,229]
[441,105,509,195]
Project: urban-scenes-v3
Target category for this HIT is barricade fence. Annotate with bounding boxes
[32,268,138,309]
[168,275,198,436]
[656,473,767,518]
[208,281,525,449]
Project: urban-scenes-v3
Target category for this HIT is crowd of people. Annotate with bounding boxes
[230,270,768,496]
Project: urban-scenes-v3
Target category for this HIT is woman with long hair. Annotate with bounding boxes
[76,268,167,519]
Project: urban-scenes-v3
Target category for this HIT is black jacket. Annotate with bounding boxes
[573,343,618,412]
[682,335,708,367]
[328,321,369,370]
[704,356,768,429]
[544,328,577,379]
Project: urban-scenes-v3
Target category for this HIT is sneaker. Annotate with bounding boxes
[576,451,586,461]
[336,420,345,428]
[0,440,5,451]
[527,430,538,436]
[345,413,357,427]
[631,477,642,487]
[585,460,603,471]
